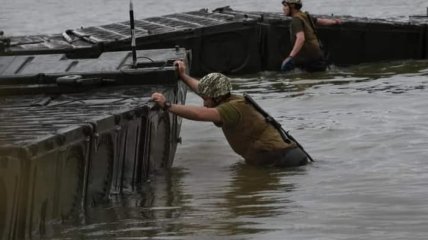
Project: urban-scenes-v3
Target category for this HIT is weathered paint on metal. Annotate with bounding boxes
[0,48,189,239]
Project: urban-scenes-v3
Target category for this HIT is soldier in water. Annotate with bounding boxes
[281,0,342,72]
[151,60,309,168]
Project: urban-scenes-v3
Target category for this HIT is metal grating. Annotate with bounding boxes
[0,85,158,145]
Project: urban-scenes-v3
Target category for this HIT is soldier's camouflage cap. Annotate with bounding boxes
[198,73,232,98]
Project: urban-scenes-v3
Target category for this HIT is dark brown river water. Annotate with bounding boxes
[1,0,428,239]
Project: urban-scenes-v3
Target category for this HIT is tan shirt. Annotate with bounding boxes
[216,95,296,164]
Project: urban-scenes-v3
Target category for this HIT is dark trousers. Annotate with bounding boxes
[298,57,328,73]
[251,147,309,168]
[273,147,309,168]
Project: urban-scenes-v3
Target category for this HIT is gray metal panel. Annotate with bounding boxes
[1,7,259,56]
[317,20,426,65]
[5,55,75,75]
[0,48,190,239]
[0,55,22,75]
[0,48,185,80]
[0,47,187,145]
[0,53,124,76]
[2,7,427,69]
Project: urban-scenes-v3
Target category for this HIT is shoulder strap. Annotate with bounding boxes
[304,11,321,44]
[243,93,314,162]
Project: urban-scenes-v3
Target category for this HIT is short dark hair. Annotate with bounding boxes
[282,1,303,10]
[213,93,231,106]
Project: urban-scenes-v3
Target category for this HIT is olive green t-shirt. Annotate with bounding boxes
[289,12,323,64]
[216,95,296,164]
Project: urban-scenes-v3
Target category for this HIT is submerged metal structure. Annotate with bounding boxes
[0,48,188,239]
[1,6,428,75]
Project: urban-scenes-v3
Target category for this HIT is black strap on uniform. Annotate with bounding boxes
[243,93,314,162]
[305,12,322,49]
[305,11,330,66]
[305,12,329,61]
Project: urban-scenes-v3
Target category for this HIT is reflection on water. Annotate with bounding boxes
[46,163,310,239]
[217,163,303,236]
[48,168,189,238]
